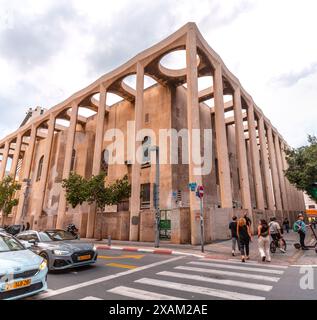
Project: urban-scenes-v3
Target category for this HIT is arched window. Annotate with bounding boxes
[36,156,44,181]
[70,149,76,172]
[142,136,151,164]
[101,149,109,175]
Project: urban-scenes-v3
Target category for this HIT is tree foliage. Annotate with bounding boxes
[285,135,317,201]
[62,173,131,211]
[0,176,21,216]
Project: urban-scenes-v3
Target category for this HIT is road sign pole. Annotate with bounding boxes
[199,194,204,253]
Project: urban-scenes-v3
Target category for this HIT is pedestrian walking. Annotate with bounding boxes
[237,217,252,263]
[25,222,30,231]
[257,219,271,262]
[229,216,240,256]
[282,218,290,233]
[293,214,309,250]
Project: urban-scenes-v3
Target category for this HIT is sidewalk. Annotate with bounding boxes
[83,230,314,265]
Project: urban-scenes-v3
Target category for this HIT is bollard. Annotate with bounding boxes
[108,235,111,247]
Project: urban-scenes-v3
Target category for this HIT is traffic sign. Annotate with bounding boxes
[196,185,204,198]
[188,182,197,192]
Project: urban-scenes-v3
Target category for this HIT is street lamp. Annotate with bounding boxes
[150,145,160,248]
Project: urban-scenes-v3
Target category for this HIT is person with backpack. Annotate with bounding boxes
[257,219,271,262]
[229,216,240,256]
[237,217,252,262]
[293,214,309,250]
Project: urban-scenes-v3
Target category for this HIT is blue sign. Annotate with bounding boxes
[188,182,197,192]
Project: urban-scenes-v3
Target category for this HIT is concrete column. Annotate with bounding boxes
[0,141,10,180]
[33,114,56,229]
[281,142,293,212]
[247,104,264,210]
[233,87,251,211]
[86,86,107,238]
[186,28,203,245]
[213,65,232,208]
[129,62,144,241]
[267,125,282,210]
[9,134,22,179]
[56,102,79,229]
[274,135,288,211]
[258,116,274,210]
[15,125,37,224]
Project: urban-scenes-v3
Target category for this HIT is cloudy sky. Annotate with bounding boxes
[0,0,316,147]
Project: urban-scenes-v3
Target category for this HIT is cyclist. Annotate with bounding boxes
[269,217,286,253]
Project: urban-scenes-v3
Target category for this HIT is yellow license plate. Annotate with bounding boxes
[5,279,31,291]
[78,255,91,261]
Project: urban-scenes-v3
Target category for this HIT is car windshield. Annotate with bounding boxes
[38,232,53,242]
[45,230,77,241]
[0,235,25,252]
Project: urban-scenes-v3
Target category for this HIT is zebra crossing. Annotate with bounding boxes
[105,258,288,300]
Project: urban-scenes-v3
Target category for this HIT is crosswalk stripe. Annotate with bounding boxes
[157,271,273,292]
[108,286,187,300]
[135,278,265,300]
[209,258,289,269]
[175,266,280,282]
[189,261,284,275]
[81,296,102,300]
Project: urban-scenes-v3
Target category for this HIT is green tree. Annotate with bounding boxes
[0,176,21,224]
[62,173,89,208]
[62,173,131,210]
[285,135,317,201]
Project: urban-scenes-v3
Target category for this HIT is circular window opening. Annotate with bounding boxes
[122,74,157,90]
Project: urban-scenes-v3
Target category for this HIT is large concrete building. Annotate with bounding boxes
[0,23,305,244]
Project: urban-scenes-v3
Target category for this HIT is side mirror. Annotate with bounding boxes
[28,239,37,245]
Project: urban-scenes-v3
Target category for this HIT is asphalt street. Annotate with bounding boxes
[26,249,317,300]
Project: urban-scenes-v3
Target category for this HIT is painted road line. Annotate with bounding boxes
[188,261,285,275]
[175,266,280,282]
[81,296,102,300]
[157,271,273,292]
[108,286,186,300]
[135,278,265,300]
[106,263,137,269]
[291,265,317,267]
[98,254,144,260]
[205,258,289,269]
[33,256,184,299]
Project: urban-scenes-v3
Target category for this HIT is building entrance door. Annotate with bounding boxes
[159,209,171,240]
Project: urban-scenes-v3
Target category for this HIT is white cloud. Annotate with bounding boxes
[0,0,316,147]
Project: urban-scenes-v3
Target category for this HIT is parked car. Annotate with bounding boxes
[16,229,98,271]
[0,231,48,300]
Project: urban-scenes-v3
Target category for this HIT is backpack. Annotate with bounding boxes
[293,221,301,232]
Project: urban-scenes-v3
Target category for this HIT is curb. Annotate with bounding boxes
[95,245,205,258]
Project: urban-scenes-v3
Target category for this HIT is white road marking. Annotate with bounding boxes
[135,278,265,300]
[108,286,186,300]
[33,256,184,299]
[223,259,288,269]
[157,271,273,292]
[81,296,102,300]
[188,261,285,275]
[175,266,280,282]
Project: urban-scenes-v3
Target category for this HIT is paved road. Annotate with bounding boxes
[27,249,317,300]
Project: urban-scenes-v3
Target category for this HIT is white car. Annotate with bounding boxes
[0,231,48,300]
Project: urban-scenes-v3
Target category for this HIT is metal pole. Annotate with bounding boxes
[200,196,204,253]
[154,147,160,248]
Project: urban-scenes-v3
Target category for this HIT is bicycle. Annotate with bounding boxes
[270,236,287,253]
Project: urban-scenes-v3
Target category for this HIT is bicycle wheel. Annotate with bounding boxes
[270,241,276,253]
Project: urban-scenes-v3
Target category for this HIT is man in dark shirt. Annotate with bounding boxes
[229,216,240,256]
